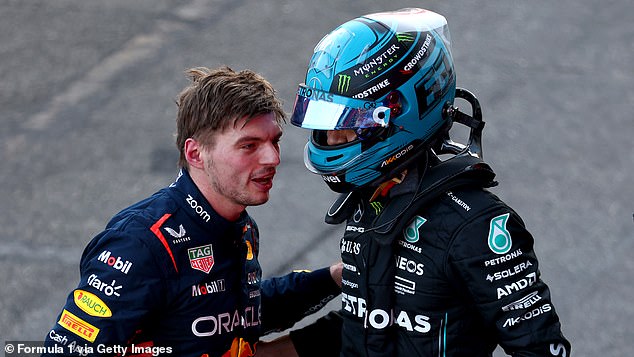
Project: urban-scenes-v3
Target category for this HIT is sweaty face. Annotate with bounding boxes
[200,113,282,215]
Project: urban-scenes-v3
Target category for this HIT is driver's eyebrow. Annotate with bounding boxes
[235,131,283,145]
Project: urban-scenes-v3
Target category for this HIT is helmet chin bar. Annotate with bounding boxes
[436,88,485,159]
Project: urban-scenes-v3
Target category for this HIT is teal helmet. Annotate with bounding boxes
[290,8,456,192]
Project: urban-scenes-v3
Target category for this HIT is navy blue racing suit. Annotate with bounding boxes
[43,169,340,356]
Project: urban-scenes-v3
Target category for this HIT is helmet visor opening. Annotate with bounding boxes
[290,84,391,131]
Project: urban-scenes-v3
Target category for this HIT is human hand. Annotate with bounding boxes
[255,335,298,357]
[329,262,343,288]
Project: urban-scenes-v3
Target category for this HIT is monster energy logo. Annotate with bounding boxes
[370,201,383,215]
[338,74,351,94]
[396,33,415,42]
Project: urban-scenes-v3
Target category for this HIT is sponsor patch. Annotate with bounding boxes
[497,272,537,299]
[86,274,122,297]
[488,213,512,254]
[394,276,416,295]
[247,271,259,285]
[502,291,542,312]
[192,279,226,297]
[73,290,112,317]
[165,224,186,238]
[186,194,211,222]
[97,250,133,274]
[403,216,426,243]
[396,255,424,276]
[341,238,361,255]
[188,244,214,274]
[502,303,552,328]
[245,240,254,261]
[164,224,191,244]
[370,201,384,215]
[58,309,100,342]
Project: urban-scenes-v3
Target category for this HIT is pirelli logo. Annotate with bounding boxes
[58,309,100,342]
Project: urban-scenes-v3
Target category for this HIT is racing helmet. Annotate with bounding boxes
[290,8,456,192]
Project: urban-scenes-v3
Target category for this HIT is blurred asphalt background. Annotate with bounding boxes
[0,1,632,356]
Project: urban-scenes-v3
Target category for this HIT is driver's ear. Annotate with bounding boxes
[184,138,205,169]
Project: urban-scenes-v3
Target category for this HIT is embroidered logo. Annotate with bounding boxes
[164,224,191,244]
[370,201,383,215]
[403,216,426,243]
[488,213,512,254]
[188,244,214,274]
[73,290,112,318]
[245,240,254,261]
[58,309,100,342]
[165,224,185,238]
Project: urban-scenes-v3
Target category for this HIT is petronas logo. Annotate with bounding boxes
[337,74,351,93]
[488,213,512,254]
[396,33,415,42]
[403,216,426,243]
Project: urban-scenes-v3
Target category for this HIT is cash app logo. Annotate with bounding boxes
[488,213,512,254]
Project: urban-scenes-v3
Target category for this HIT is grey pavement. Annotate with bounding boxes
[0,1,632,356]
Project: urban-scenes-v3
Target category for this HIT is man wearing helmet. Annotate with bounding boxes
[258,7,571,357]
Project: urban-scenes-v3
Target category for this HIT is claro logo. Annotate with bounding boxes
[87,274,122,297]
[186,194,211,222]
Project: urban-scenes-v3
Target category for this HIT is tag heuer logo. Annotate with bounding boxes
[188,244,214,273]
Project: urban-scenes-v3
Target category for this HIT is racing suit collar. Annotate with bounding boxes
[169,169,249,232]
